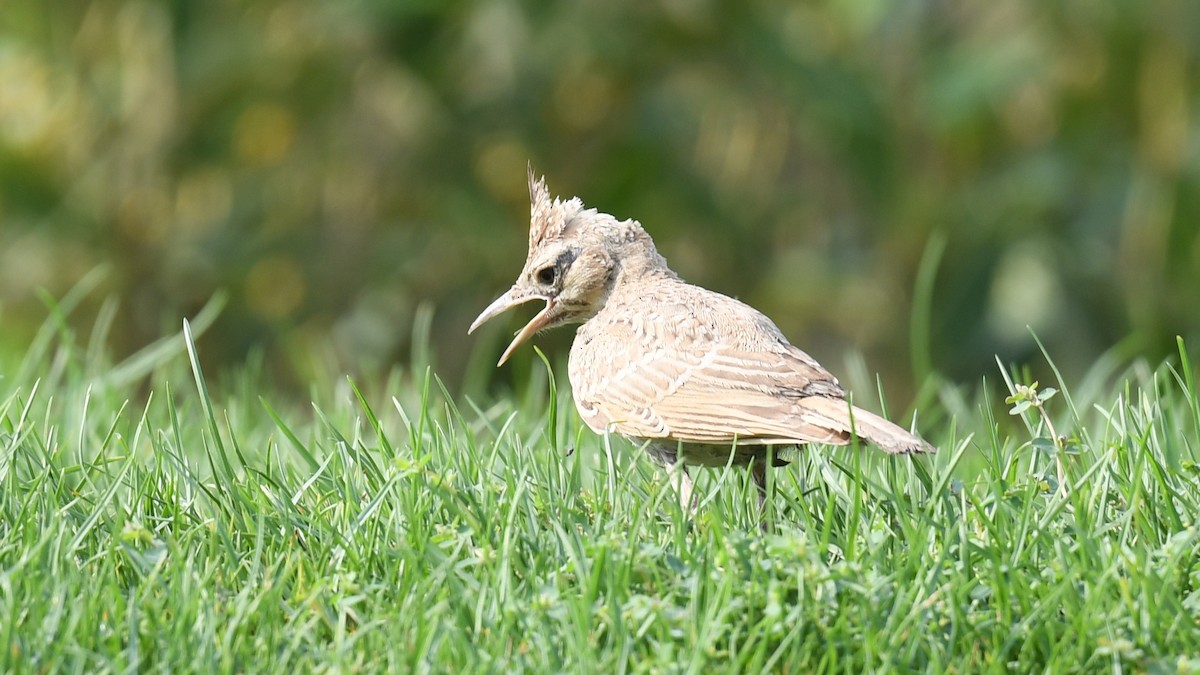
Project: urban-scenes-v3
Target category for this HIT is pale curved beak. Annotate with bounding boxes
[469,287,557,366]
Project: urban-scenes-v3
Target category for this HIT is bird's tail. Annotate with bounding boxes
[798,396,935,455]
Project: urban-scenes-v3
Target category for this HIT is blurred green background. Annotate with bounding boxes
[2,0,1198,397]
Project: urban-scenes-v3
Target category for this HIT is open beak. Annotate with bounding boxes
[469,287,557,366]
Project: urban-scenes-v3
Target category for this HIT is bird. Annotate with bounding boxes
[470,167,935,519]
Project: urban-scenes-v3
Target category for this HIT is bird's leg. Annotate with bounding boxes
[648,443,697,514]
[752,457,770,531]
[668,461,697,514]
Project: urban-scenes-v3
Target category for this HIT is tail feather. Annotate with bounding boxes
[798,396,935,455]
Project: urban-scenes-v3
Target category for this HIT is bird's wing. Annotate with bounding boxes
[572,331,853,447]
[571,285,934,454]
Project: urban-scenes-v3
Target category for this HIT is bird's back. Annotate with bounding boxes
[568,278,852,442]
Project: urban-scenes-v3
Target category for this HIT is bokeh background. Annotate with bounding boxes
[2,0,1198,398]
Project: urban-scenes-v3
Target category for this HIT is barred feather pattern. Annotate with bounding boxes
[568,278,934,463]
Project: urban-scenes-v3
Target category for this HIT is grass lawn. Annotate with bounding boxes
[2,302,1199,672]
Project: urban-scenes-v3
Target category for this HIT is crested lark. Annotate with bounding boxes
[471,168,935,517]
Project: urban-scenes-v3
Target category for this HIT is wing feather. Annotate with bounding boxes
[569,282,931,453]
[573,334,852,446]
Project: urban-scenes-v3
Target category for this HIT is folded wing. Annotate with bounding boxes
[571,318,932,455]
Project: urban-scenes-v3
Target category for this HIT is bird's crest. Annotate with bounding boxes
[527,164,585,250]
[525,163,661,264]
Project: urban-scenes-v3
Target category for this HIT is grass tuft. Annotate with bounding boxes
[1,310,1199,671]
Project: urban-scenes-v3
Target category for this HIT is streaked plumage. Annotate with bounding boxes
[471,168,934,518]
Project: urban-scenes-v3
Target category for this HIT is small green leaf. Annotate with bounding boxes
[1009,400,1031,415]
[1037,387,1058,402]
[1032,437,1058,455]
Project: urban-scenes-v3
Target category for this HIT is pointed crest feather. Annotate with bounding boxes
[526,164,578,249]
[524,163,658,261]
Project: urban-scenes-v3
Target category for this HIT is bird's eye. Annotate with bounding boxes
[536,266,557,286]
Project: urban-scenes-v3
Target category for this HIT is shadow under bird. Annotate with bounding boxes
[470,168,935,517]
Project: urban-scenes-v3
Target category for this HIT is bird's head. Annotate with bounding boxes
[469,166,668,366]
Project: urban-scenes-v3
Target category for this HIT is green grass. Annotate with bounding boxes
[2,310,1199,673]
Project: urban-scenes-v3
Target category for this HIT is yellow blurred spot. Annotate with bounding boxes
[474,138,529,200]
[554,67,614,132]
[0,51,52,148]
[694,96,788,204]
[175,168,232,234]
[265,3,307,55]
[117,186,172,244]
[1139,42,1190,174]
[1055,38,1106,91]
[322,160,378,232]
[234,103,297,167]
[782,6,838,61]
[246,255,306,319]
[1002,83,1057,147]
